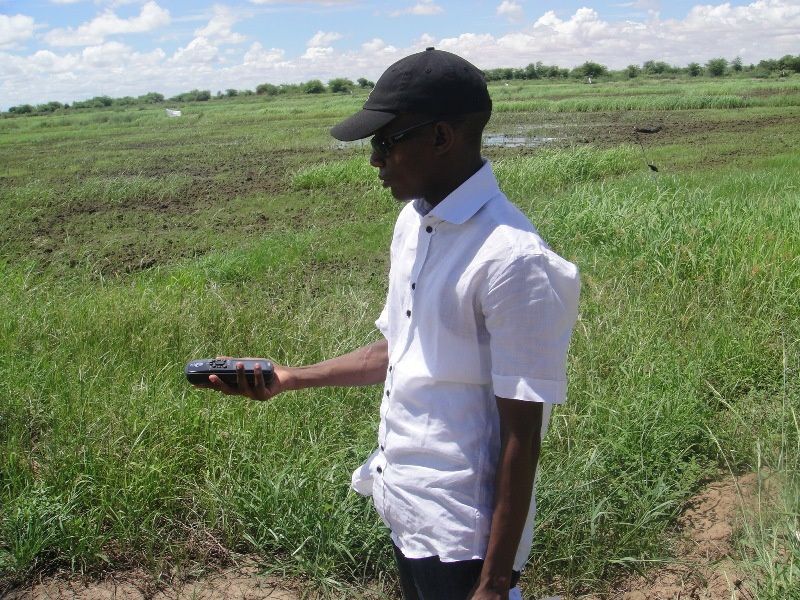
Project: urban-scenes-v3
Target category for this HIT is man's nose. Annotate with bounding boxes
[370,149,386,168]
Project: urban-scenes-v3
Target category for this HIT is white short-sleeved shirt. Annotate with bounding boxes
[351,160,580,571]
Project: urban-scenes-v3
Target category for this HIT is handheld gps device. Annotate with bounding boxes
[185,358,274,387]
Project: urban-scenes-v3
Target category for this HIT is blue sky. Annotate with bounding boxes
[1,0,799,108]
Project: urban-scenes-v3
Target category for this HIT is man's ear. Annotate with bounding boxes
[433,121,456,154]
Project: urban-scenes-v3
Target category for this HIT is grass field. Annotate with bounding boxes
[1,77,799,598]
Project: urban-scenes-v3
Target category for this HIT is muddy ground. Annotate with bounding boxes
[5,473,770,600]
[3,106,799,277]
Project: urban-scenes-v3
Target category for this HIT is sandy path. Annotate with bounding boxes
[4,565,300,600]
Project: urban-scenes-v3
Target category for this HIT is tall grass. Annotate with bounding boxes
[494,93,800,112]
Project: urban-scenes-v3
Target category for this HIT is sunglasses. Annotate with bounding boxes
[370,119,436,157]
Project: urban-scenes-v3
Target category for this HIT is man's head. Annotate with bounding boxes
[330,48,492,204]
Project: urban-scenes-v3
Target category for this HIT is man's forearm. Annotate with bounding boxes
[475,399,543,598]
[478,439,537,593]
[285,339,388,391]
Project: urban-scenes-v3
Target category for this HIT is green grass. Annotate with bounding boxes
[1,78,798,598]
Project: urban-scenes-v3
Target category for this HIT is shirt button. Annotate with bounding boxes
[406,310,411,317]
[385,390,390,397]
[411,283,416,290]
[426,226,433,233]
[376,466,383,474]
[380,444,385,451]
[388,365,393,372]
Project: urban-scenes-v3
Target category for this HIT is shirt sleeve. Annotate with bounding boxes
[483,252,580,404]
[375,300,390,340]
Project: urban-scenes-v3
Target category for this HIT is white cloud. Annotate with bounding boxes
[50,0,84,4]
[170,36,219,64]
[28,49,80,74]
[391,1,444,17]
[194,4,246,45]
[249,0,354,4]
[613,0,661,11]
[361,38,398,54]
[0,14,36,49]
[81,41,132,67]
[43,1,170,47]
[497,1,524,22]
[307,30,343,47]
[301,46,334,60]
[243,42,286,65]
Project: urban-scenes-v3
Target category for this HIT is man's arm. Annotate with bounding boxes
[197,339,389,401]
[472,397,544,600]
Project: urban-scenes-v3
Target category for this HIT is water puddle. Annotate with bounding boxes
[332,139,370,151]
[482,134,560,148]
[333,135,561,151]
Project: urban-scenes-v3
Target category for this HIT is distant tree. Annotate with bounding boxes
[706,57,728,77]
[113,96,137,106]
[523,63,540,79]
[778,54,800,73]
[484,67,515,81]
[280,83,302,94]
[758,58,778,72]
[35,101,65,112]
[225,88,239,97]
[643,60,677,75]
[303,79,326,94]
[625,64,641,78]
[71,95,113,108]
[241,89,254,96]
[556,66,571,78]
[577,61,608,78]
[256,83,280,95]
[687,62,702,77]
[328,78,355,93]
[357,77,375,88]
[731,56,743,72]
[9,104,34,114]
[169,89,211,102]
[138,92,164,103]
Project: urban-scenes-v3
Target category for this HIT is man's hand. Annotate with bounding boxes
[469,585,508,600]
[194,356,294,401]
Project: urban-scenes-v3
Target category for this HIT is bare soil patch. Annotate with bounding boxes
[5,564,300,600]
[585,472,775,600]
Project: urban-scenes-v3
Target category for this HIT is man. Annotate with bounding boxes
[200,48,580,599]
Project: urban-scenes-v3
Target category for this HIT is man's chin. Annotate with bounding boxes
[389,188,414,203]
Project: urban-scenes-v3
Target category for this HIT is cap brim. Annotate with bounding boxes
[330,109,396,141]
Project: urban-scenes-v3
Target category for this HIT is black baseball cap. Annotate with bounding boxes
[330,47,491,141]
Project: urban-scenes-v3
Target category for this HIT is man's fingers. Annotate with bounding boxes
[253,363,271,400]
[235,362,255,398]
[196,360,274,401]
[208,374,236,395]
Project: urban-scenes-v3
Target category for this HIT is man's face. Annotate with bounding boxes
[369,114,437,203]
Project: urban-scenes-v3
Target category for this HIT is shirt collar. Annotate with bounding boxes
[424,160,499,225]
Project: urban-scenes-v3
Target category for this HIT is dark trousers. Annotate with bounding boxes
[392,542,520,600]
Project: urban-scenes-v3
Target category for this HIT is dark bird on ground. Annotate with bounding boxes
[634,125,663,134]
